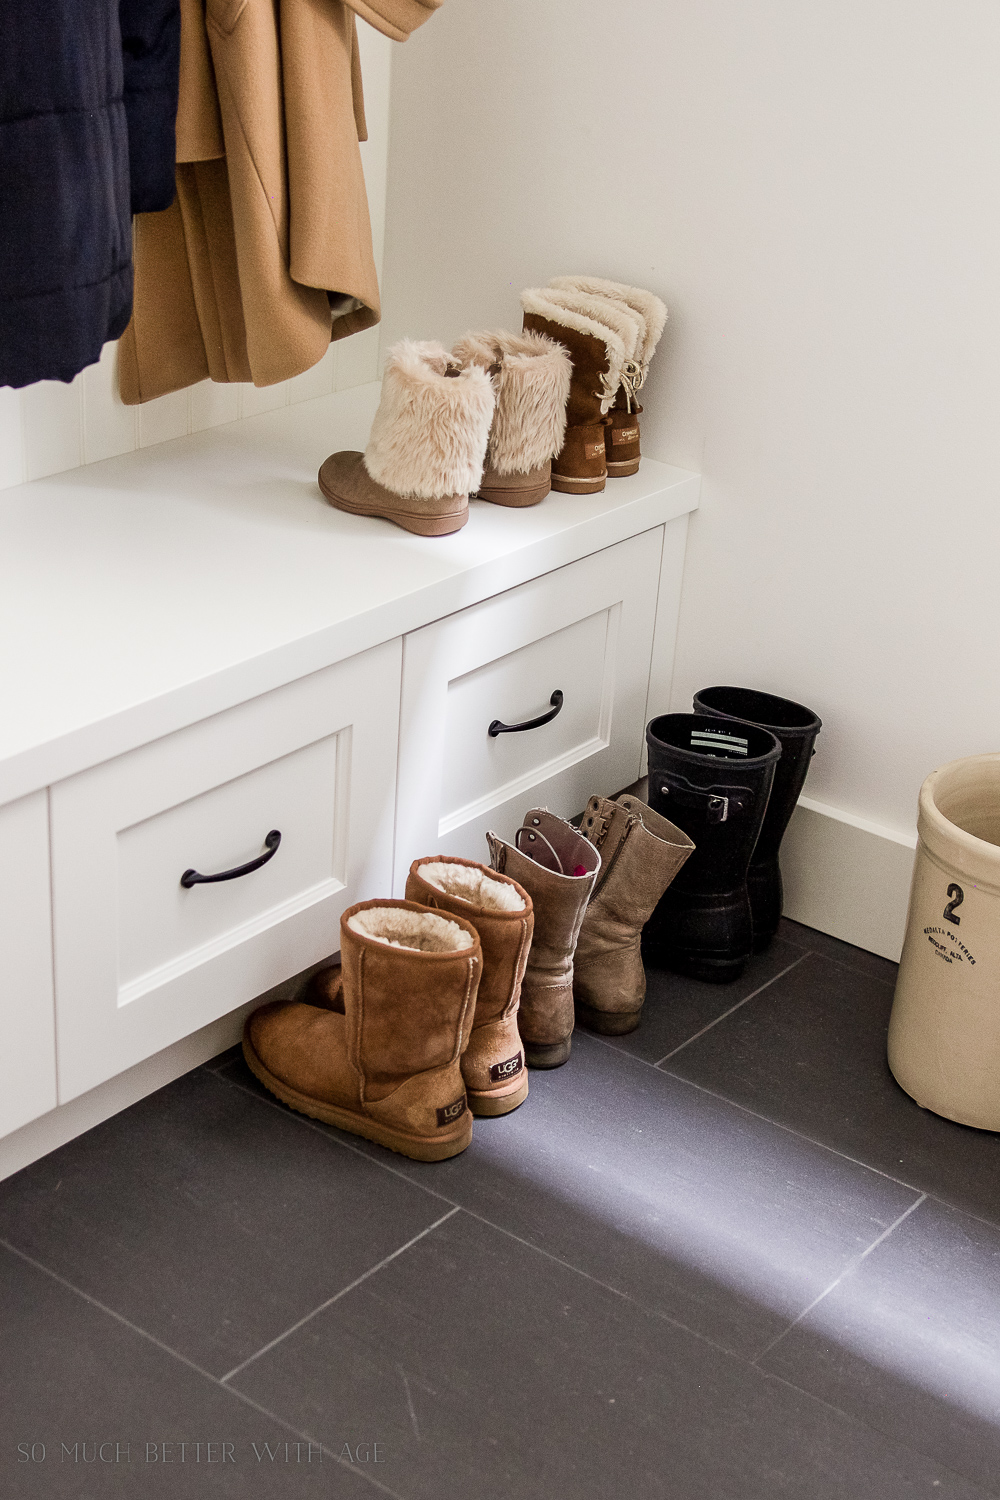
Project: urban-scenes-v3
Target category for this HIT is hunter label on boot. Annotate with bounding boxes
[436,1095,468,1128]
[612,427,639,445]
[489,1052,524,1083]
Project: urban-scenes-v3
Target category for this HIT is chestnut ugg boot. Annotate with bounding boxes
[451,330,571,508]
[405,856,533,1116]
[487,809,600,1068]
[573,794,694,1035]
[244,899,482,1162]
[520,288,642,495]
[549,277,667,477]
[318,339,494,536]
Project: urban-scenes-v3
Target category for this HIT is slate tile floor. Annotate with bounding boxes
[2,917,999,1498]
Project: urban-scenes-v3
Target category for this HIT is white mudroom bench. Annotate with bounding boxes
[0,380,699,1180]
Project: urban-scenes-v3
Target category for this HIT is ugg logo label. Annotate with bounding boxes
[586,440,605,460]
[436,1096,467,1127]
[612,427,639,445]
[489,1053,523,1082]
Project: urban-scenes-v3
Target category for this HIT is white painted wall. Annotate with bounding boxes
[379,0,1000,954]
[0,23,392,490]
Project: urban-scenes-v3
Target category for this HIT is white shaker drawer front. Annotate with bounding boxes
[394,529,663,889]
[51,639,401,1102]
[0,792,57,1135]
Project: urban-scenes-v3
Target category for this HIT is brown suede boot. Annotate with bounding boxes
[487,809,600,1068]
[451,330,571,508]
[574,794,694,1035]
[548,277,668,477]
[521,287,641,495]
[318,339,494,537]
[243,899,481,1162]
[405,856,533,1116]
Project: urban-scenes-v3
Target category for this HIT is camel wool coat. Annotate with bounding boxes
[119,0,442,403]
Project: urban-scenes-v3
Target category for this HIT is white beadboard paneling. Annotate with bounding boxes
[81,341,138,463]
[284,345,336,404]
[138,387,190,447]
[0,387,25,490]
[190,379,241,432]
[335,326,380,390]
[22,377,83,480]
[239,381,288,417]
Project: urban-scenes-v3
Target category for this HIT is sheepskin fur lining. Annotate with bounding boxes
[417,859,526,913]
[548,276,667,373]
[520,289,634,413]
[451,330,571,474]
[348,905,474,952]
[364,339,495,500]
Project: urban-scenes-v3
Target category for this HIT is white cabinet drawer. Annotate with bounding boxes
[51,639,401,1102]
[0,792,56,1134]
[394,529,663,888]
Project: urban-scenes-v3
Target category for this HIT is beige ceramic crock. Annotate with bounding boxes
[888,752,1000,1129]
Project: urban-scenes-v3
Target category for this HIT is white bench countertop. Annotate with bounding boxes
[0,382,699,802]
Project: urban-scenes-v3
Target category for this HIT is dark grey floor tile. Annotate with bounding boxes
[219,1036,920,1358]
[760,1197,1000,1493]
[233,1208,989,1500]
[0,1069,448,1378]
[597,936,806,1064]
[663,951,1000,1227]
[0,1245,388,1499]
[778,916,900,987]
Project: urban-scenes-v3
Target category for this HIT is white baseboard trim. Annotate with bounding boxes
[0,959,333,1184]
[781,796,917,963]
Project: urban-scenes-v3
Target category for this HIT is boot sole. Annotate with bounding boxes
[575,1002,643,1036]
[241,1035,473,1163]
[661,954,748,984]
[606,458,640,477]
[318,471,469,537]
[466,1074,530,1117]
[550,474,606,494]
[476,484,549,508]
[524,1037,572,1069]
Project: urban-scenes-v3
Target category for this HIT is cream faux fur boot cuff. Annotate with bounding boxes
[452,329,571,475]
[364,339,495,499]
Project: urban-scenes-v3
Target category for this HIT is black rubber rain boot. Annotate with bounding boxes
[693,687,822,952]
[643,714,781,982]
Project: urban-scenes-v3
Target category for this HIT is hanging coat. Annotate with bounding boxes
[119,0,443,404]
[121,0,183,213]
[0,0,133,388]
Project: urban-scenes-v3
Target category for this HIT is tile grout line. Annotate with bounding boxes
[0,1237,406,1500]
[750,1193,928,1366]
[220,1207,461,1385]
[652,954,810,1066]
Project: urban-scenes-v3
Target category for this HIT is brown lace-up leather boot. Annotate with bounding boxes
[574,794,694,1034]
[244,900,481,1162]
[405,856,533,1116]
[487,808,600,1068]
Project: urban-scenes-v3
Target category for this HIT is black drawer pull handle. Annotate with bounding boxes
[489,690,564,739]
[181,830,281,888]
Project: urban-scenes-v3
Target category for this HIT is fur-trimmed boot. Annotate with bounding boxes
[573,794,694,1035]
[244,899,481,1162]
[487,809,600,1068]
[520,288,642,495]
[451,330,571,507]
[318,339,494,537]
[405,856,533,1115]
[549,277,667,477]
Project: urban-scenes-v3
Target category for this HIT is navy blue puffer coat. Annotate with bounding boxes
[0,0,180,389]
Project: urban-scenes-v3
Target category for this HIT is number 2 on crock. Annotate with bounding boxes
[943,883,964,926]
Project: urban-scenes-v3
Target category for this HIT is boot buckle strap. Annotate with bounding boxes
[658,784,742,823]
